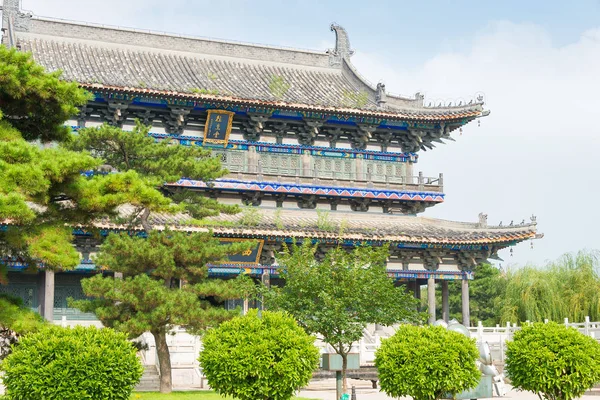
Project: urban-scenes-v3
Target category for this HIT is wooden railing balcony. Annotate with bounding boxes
[226,165,443,193]
[213,148,443,193]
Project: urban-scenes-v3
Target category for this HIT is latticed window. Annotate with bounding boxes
[334,160,342,172]
[230,153,243,165]
[290,157,299,171]
[0,285,37,308]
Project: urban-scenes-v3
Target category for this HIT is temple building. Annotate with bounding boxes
[0,0,540,329]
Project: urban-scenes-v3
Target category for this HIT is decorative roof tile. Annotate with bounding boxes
[13,17,487,120]
[90,206,538,245]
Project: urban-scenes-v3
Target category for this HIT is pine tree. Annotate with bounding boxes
[69,122,252,393]
[0,46,167,278]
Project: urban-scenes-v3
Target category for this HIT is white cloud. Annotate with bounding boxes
[352,21,600,266]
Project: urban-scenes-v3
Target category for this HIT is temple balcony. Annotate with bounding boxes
[212,148,443,193]
[170,146,444,213]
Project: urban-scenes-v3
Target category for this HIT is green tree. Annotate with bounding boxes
[69,122,255,393]
[264,242,422,395]
[66,122,238,224]
[1,325,143,400]
[199,310,320,400]
[0,294,47,359]
[0,46,166,277]
[506,322,600,400]
[499,251,600,323]
[375,325,480,400]
[72,230,255,393]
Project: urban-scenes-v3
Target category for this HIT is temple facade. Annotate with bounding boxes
[0,0,540,327]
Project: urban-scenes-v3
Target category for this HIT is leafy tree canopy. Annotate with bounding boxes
[1,325,143,400]
[500,251,600,323]
[376,325,480,400]
[72,229,256,393]
[265,242,423,392]
[200,310,320,400]
[506,322,600,400]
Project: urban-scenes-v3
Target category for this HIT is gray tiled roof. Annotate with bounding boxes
[18,37,364,108]
[96,206,538,245]
[12,16,486,119]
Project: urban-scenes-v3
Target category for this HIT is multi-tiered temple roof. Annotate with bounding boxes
[14,19,485,120]
[0,0,541,330]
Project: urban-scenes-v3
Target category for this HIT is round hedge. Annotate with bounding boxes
[1,325,143,399]
[375,325,480,400]
[199,310,320,400]
[506,322,600,400]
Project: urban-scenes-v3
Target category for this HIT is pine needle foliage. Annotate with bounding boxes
[0,46,168,270]
[0,47,89,142]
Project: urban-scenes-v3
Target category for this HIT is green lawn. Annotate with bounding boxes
[131,391,317,400]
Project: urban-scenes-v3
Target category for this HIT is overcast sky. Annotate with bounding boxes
[12,0,600,268]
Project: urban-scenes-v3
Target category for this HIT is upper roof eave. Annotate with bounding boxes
[84,84,485,122]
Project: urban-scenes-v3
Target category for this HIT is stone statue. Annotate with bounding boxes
[478,213,488,227]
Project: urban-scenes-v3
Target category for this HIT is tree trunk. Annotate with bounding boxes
[152,329,173,393]
[140,207,152,233]
[341,352,348,395]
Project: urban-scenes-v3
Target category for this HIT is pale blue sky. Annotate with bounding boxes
[14,0,600,268]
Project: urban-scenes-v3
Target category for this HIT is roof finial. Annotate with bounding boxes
[376,82,387,107]
[328,23,354,66]
[1,0,30,47]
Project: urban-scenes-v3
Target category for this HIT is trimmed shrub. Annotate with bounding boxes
[506,322,600,400]
[375,325,480,400]
[1,325,142,399]
[199,310,320,400]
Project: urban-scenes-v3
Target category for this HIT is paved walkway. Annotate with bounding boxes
[298,379,600,400]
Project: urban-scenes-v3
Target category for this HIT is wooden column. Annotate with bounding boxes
[43,269,55,322]
[413,281,421,300]
[427,276,436,324]
[442,280,450,322]
[260,270,271,313]
[462,278,470,327]
[406,161,414,184]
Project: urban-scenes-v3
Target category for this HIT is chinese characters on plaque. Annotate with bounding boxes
[219,239,264,265]
[203,110,234,147]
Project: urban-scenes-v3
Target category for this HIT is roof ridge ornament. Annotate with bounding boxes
[328,23,354,67]
[376,83,387,108]
[1,0,31,46]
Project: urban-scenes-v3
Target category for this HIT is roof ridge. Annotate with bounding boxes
[30,15,326,56]
[18,33,341,73]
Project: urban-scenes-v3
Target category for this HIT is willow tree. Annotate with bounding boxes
[265,242,422,398]
[499,251,600,323]
[69,122,251,393]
